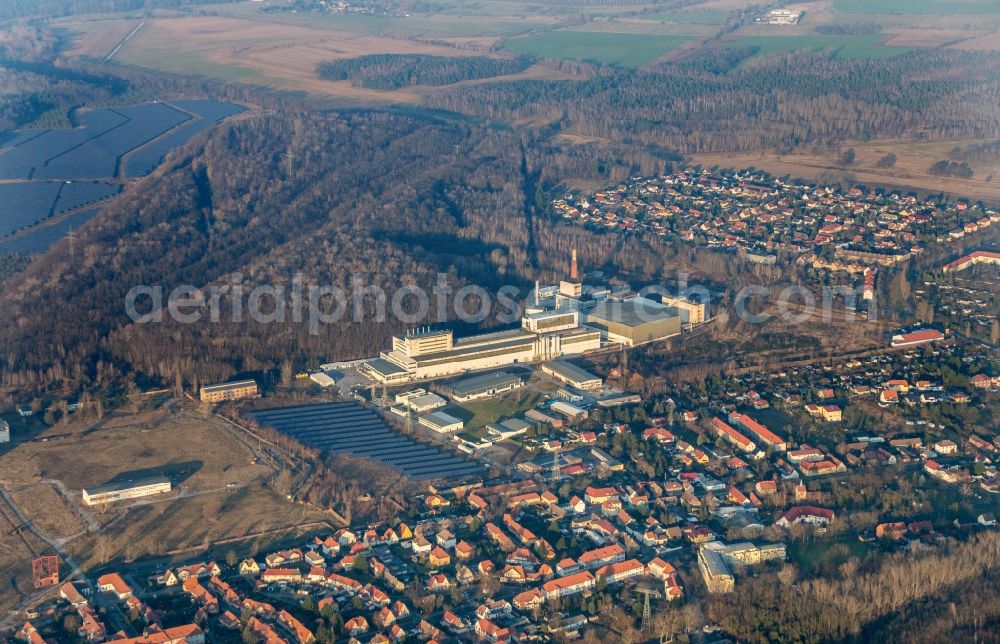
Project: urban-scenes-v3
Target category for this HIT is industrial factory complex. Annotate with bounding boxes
[360,251,706,384]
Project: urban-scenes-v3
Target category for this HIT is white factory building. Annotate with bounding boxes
[362,309,601,383]
[359,249,705,384]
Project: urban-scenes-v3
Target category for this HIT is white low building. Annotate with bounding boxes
[83,476,172,506]
[419,411,465,434]
[395,389,447,413]
[309,372,337,388]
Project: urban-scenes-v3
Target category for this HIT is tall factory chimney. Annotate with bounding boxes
[570,248,579,282]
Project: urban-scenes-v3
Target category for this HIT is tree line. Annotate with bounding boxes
[704,531,1000,643]
[425,49,1000,154]
[316,54,530,90]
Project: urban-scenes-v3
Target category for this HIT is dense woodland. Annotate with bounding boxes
[704,531,1000,643]
[0,105,704,402]
[427,49,1000,153]
[316,54,531,90]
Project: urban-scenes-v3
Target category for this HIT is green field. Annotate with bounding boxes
[446,389,545,431]
[216,2,548,38]
[644,9,730,24]
[834,0,1000,14]
[504,31,693,67]
[788,537,872,575]
[732,34,912,60]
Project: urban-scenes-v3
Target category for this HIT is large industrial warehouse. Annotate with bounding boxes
[582,297,682,346]
[540,361,602,390]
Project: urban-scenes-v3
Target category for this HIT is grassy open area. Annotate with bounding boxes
[10,483,85,541]
[834,0,1000,14]
[504,30,694,67]
[68,482,328,569]
[644,9,731,24]
[210,1,553,38]
[56,9,568,103]
[0,505,49,616]
[788,536,872,575]
[446,388,546,431]
[731,34,912,60]
[690,137,1000,202]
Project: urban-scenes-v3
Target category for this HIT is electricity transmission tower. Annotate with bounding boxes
[634,582,662,635]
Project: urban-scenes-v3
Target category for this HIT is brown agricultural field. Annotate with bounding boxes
[57,12,564,104]
[950,29,1000,51]
[882,28,984,48]
[57,16,141,59]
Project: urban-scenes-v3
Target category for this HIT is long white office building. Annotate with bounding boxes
[82,476,172,506]
[362,310,601,383]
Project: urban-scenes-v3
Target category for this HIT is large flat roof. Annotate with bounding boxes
[201,379,257,392]
[585,297,679,328]
[444,371,524,395]
[421,411,463,428]
[413,336,535,367]
[84,475,171,495]
[543,360,600,384]
[365,357,408,376]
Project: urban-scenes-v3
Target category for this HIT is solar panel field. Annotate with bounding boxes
[32,103,190,180]
[0,183,63,236]
[0,99,243,254]
[247,402,485,481]
[0,207,100,254]
[53,181,121,213]
[124,100,245,177]
[0,108,128,180]
[0,182,120,238]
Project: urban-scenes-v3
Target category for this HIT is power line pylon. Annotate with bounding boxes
[634,582,662,635]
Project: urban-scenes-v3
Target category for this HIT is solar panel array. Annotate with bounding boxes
[125,100,245,177]
[0,183,64,236]
[0,208,100,254]
[32,104,190,180]
[0,180,121,253]
[247,402,485,481]
[0,109,128,180]
[0,99,241,254]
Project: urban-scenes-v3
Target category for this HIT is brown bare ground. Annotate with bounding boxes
[0,415,261,492]
[10,483,85,541]
[68,482,329,569]
[0,410,332,598]
[950,29,1000,51]
[0,494,51,616]
[60,17,141,59]
[691,138,1000,202]
[61,15,571,104]
[883,28,983,48]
